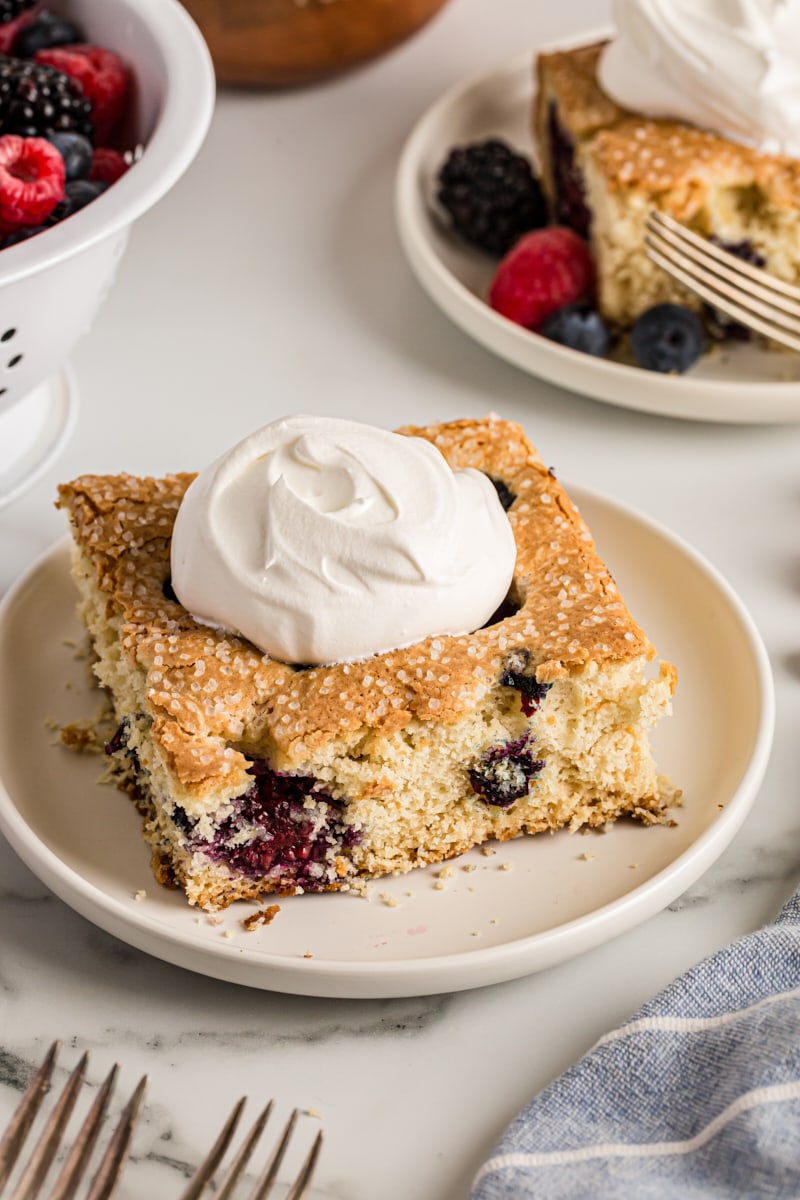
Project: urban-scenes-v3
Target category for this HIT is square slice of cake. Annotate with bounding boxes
[57,418,677,911]
[534,41,800,328]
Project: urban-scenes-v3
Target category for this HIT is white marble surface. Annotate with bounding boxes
[1,0,800,1196]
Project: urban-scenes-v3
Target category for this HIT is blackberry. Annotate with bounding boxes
[0,56,93,139]
[437,137,547,256]
[0,1,34,25]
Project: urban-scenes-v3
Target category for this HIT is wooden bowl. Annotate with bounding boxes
[180,0,452,87]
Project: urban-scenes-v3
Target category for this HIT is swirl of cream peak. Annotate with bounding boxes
[599,0,800,157]
[170,415,517,665]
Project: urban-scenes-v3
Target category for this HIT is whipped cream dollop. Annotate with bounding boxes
[170,415,516,665]
[599,0,800,157]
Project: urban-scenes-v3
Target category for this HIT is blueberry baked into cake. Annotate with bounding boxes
[57,416,677,911]
[534,41,800,329]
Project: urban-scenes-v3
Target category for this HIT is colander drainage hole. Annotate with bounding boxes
[6,353,22,368]
[1,328,15,343]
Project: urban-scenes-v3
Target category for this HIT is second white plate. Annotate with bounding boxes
[396,50,800,423]
[0,489,774,997]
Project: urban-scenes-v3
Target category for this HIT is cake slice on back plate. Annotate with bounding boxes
[534,41,800,330]
[58,416,677,911]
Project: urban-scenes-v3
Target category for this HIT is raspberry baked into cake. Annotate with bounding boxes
[58,416,677,911]
[534,24,800,328]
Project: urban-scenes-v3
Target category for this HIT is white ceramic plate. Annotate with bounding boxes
[0,490,773,998]
[0,369,78,509]
[395,50,800,423]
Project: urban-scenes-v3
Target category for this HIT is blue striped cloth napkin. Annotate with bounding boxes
[471,888,800,1199]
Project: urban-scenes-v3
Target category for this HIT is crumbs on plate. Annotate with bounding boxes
[242,904,281,931]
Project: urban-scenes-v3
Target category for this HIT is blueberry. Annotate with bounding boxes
[13,12,85,57]
[488,476,516,512]
[48,179,109,224]
[468,733,545,808]
[48,132,93,182]
[499,649,551,716]
[2,225,42,247]
[540,303,610,357]
[630,303,706,373]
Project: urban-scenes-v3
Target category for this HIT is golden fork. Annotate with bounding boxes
[0,1042,146,1200]
[644,208,800,352]
[178,1098,322,1200]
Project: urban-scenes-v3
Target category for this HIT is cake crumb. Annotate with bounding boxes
[628,863,639,870]
[133,889,147,902]
[433,881,446,891]
[303,950,313,959]
[468,886,476,893]
[578,852,594,861]
[207,915,224,926]
[242,903,281,931]
[499,862,513,872]
[462,863,477,873]
[222,929,233,939]
[438,865,455,880]
[306,1107,321,1118]
[471,930,482,937]
[481,846,496,857]
[379,893,400,908]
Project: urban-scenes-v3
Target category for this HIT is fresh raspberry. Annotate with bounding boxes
[488,227,595,330]
[0,6,34,54]
[0,134,64,229]
[89,146,127,184]
[34,44,129,146]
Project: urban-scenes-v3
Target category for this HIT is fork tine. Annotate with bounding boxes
[284,1128,323,1200]
[249,1108,299,1200]
[180,1101,323,1200]
[646,224,800,327]
[644,234,800,352]
[645,232,800,341]
[214,1103,273,1200]
[82,1074,147,1200]
[47,1064,118,1200]
[10,1052,88,1200]
[0,1043,58,1192]
[178,1097,247,1200]
[648,209,800,304]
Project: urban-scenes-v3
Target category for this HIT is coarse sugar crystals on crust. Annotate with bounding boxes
[57,416,678,911]
[534,41,800,328]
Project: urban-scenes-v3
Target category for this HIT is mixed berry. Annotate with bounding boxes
[0,6,132,249]
[176,759,361,893]
[437,137,547,256]
[499,649,551,717]
[435,137,717,374]
[469,732,545,808]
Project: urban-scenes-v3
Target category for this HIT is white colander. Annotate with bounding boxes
[0,0,215,418]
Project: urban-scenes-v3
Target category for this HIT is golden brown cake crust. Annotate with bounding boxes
[536,41,800,212]
[536,42,624,140]
[57,418,654,788]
